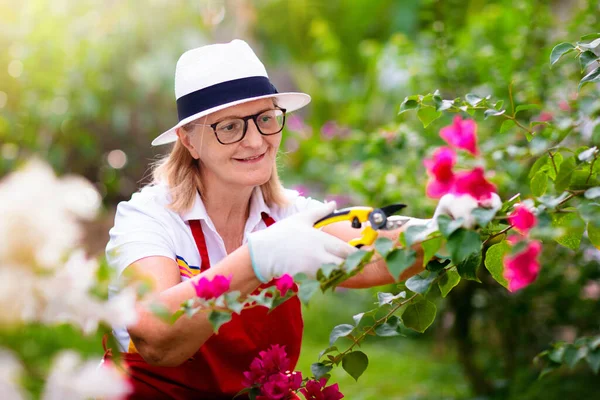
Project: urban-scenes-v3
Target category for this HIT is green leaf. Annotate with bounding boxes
[515,104,542,115]
[426,258,451,272]
[436,99,454,111]
[437,214,463,238]
[447,229,482,265]
[579,67,600,91]
[421,236,442,266]
[456,252,482,282]
[531,171,548,196]
[500,119,516,133]
[579,38,600,50]
[547,153,563,181]
[465,93,483,106]
[329,324,355,346]
[208,310,233,333]
[579,50,598,72]
[588,222,600,250]
[564,345,588,369]
[386,248,417,280]
[399,98,419,114]
[377,291,406,306]
[586,348,600,374]
[311,363,333,379]
[318,263,338,279]
[551,213,585,250]
[580,33,600,41]
[344,250,371,271]
[494,100,504,110]
[405,225,430,246]
[555,156,577,192]
[342,351,369,381]
[375,316,403,337]
[471,207,498,227]
[417,106,442,128]
[579,202,600,224]
[406,272,438,295]
[529,155,550,179]
[318,346,338,360]
[402,299,437,333]
[352,313,364,326]
[374,237,394,257]
[484,109,505,119]
[585,187,600,199]
[298,279,320,305]
[484,241,510,289]
[438,269,461,297]
[550,42,575,66]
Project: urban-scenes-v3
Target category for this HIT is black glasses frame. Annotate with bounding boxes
[193,107,287,145]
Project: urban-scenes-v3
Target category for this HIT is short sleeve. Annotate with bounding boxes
[106,197,176,277]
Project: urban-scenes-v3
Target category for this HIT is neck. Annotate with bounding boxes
[200,175,254,233]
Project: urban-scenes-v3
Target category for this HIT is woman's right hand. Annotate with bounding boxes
[247,202,358,282]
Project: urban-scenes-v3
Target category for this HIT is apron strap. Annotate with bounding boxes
[189,212,275,271]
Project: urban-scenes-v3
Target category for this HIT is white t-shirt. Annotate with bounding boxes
[106,183,323,350]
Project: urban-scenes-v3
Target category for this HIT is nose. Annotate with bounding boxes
[241,119,264,148]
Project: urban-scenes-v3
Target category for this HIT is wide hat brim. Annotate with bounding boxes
[151,92,311,146]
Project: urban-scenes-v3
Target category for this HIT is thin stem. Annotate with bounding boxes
[483,225,513,245]
[509,81,515,116]
[548,151,559,176]
[586,155,597,184]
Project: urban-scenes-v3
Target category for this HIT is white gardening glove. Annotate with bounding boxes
[433,192,502,229]
[385,193,502,244]
[247,202,358,283]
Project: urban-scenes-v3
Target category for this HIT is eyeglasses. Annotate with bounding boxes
[192,108,287,145]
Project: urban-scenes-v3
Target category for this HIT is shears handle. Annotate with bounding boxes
[313,207,378,248]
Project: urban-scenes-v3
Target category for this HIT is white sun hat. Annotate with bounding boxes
[151,39,311,146]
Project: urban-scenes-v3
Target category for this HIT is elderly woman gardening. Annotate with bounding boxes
[106,39,484,399]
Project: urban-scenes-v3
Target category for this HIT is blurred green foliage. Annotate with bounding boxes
[2,0,600,398]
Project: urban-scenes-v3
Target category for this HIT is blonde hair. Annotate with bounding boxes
[151,122,289,214]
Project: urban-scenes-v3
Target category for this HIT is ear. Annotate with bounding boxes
[177,128,200,159]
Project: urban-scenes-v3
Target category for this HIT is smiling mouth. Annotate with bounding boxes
[234,152,266,162]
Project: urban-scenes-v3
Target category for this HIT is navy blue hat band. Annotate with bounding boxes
[176,76,278,122]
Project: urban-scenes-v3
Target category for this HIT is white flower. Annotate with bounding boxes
[103,287,138,328]
[42,351,131,400]
[0,268,39,324]
[0,159,99,271]
[0,349,26,400]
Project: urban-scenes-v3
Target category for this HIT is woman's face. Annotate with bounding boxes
[180,98,282,190]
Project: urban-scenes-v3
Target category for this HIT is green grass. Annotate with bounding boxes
[297,289,471,399]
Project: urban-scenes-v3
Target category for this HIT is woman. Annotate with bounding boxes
[106,39,426,399]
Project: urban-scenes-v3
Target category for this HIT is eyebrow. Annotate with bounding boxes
[210,108,276,124]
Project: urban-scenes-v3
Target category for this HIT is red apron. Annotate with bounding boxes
[105,213,304,399]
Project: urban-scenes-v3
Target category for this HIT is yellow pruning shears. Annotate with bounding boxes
[314,204,408,248]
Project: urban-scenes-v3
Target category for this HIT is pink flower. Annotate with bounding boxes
[275,274,295,296]
[536,111,553,122]
[299,378,344,400]
[508,205,537,235]
[243,345,291,387]
[559,100,571,111]
[191,275,232,300]
[503,240,542,292]
[452,167,497,202]
[321,121,338,139]
[287,115,307,133]
[257,371,303,400]
[439,115,478,155]
[423,147,456,198]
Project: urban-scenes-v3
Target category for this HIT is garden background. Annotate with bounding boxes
[1,0,599,399]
